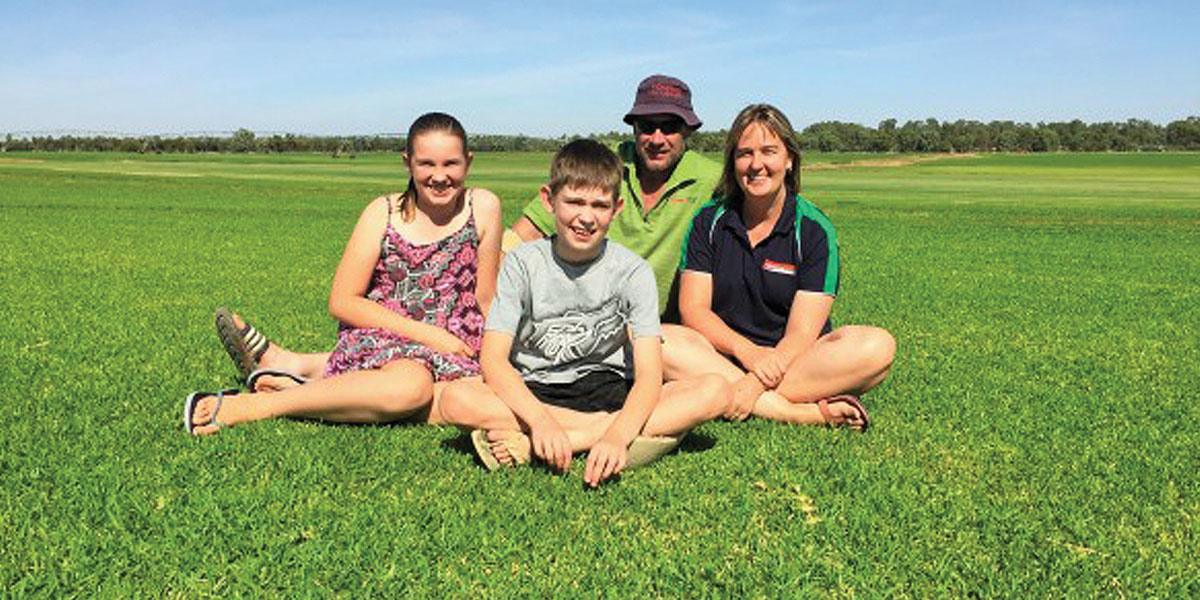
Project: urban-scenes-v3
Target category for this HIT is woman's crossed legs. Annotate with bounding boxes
[661,324,895,428]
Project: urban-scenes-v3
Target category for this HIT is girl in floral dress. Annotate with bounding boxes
[185,112,503,434]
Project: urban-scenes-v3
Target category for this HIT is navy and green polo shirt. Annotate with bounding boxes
[679,195,840,346]
[522,141,722,318]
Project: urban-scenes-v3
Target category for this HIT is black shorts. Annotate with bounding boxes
[525,370,632,413]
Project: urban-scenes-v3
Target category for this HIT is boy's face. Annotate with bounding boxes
[540,184,623,263]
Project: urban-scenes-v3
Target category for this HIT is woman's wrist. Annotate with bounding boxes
[732,338,757,364]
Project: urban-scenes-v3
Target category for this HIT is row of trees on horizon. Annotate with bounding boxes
[5,117,1200,154]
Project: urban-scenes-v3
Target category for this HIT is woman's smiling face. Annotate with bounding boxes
[734,122,793,204]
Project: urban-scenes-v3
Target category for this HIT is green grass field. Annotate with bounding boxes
[1,151,1198,597]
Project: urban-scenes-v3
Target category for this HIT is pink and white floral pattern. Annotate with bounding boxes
[325,201,483,382]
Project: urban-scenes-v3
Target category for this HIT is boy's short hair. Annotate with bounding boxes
[547,139,622,200]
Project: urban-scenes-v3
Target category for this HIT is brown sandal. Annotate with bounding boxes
[214,307,270,380]
[816,395,870,432]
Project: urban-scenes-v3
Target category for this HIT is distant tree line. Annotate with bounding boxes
[5,117,1200,154]
[790,117,1200,153]
[0,129,402,156]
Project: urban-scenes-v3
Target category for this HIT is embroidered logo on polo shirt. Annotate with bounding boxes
[762,259,796,276]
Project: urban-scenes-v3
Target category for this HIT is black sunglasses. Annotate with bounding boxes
[634,118,685,136]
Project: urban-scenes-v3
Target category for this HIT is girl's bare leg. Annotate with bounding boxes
[190,359,434,435]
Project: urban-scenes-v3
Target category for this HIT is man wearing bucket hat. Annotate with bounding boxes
[508,74,722,321]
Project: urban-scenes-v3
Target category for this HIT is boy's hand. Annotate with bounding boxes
[530,419,572,473]
[584,437,627,488]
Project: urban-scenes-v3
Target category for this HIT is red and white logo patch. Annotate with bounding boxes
[762,259,796,275]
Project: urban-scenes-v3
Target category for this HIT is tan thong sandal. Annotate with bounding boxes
[625,435,682,469]
[470,430,531,471]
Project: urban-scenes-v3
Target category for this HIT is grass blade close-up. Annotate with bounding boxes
[1,151,1197,597]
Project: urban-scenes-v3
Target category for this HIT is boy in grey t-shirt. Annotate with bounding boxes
[440,140,728,487]
[488,238,659,387]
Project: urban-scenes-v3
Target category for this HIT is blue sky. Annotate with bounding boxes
[2,0,1197,136]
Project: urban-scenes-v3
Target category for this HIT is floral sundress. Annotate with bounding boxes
[324,193,484,381]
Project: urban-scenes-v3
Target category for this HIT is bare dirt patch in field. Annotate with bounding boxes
[804,153,978,170]
[0,158,45,163]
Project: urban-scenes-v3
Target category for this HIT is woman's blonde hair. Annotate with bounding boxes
[398,112,469,221]
[713,103,801,206]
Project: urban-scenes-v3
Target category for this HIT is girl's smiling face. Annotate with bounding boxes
[734,122,793,205]
[405,131,471,207]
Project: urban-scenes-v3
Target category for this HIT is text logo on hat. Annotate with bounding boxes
[650,83,685,99]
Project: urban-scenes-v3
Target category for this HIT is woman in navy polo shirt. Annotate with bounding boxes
[678,104,894,429]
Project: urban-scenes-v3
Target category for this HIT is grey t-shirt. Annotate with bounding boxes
[487,237,661,385]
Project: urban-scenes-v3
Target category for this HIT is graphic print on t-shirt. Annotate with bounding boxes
[526,295,628,365]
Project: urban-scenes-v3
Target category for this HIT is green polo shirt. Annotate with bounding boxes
[522,141,722,319]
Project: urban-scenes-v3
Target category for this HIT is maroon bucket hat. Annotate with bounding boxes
[622,74,701,129]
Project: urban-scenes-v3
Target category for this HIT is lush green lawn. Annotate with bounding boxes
[1,151,1197,597]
